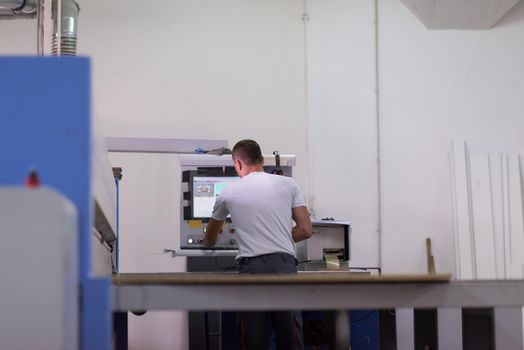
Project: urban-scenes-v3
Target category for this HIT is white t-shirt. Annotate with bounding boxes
[212,171,306,259]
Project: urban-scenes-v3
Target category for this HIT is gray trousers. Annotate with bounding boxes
[237,253,303,350]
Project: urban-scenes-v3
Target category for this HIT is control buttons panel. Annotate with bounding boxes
[181,222,238,250]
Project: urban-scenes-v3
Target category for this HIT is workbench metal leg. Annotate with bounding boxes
[328,310,350,350]
[396,308,414,350]
[438,308,462,350]
[114,312,128,350]
[494,307,523,350]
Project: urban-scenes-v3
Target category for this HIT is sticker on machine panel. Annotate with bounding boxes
[188,220,203,228]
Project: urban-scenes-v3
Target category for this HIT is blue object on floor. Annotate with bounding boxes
[350,310,380,350]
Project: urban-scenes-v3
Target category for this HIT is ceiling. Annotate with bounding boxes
[400,0,521,29]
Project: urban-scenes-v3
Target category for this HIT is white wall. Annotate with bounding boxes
[379,0,524,273]
[79,0,308,191]
[0,19,35,53]
[306,0,380,268]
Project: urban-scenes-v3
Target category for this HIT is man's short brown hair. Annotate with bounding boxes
[232,139,264,166]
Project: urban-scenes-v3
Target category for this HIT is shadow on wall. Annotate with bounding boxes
[495,0,524,28]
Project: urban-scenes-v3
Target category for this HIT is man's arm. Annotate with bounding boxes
[203,218,224,247]
[292,206,313,243]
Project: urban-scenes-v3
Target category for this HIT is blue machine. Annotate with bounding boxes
[0,57,113,350]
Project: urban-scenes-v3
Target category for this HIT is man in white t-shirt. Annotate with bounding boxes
[203,139,312,350]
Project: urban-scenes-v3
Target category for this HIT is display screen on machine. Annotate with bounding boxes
[192,176,239,219]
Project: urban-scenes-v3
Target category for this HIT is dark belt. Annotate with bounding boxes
[237,252,297,266]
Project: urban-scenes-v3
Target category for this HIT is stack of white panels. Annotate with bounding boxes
[451,140,524,279]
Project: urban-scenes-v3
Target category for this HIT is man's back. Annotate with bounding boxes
[212,171,305,258]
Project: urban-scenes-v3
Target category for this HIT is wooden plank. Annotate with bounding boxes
[451,141,474,279]
[113,272,452,285]
[489,154,506,279]
[503,155,513,278]
[508,155,524,278]
[426,238,436,274]
[470,153,497,279]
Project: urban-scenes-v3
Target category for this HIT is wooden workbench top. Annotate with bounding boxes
[113,272,451,285]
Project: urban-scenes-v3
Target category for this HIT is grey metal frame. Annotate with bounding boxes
[113,279,524,349]
[112,279,524,311]
[105,137,228,154]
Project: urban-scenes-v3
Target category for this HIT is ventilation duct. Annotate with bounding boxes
[53,0,80,56]
[0,0,37,18]
[401,0,520,29]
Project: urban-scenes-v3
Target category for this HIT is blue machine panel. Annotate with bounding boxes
[0,57,111,350]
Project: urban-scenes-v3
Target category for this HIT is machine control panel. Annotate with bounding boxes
[180,221,238,250]
[180,169,239,250]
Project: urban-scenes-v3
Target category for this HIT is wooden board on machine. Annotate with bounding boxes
[113,272,451,285]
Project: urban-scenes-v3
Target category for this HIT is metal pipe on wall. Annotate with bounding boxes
[302,0,312,218]
[0,0,37,16]
[36,0,44,54]
[52,0,79,56]
[374,0,383,270]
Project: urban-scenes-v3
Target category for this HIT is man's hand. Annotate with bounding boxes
[203,218,224,247]
[292,206,313,243]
